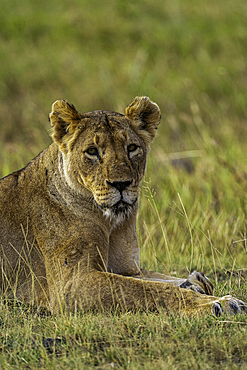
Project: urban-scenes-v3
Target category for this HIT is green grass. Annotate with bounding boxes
[1,0,247,368]
[1,300,247,370]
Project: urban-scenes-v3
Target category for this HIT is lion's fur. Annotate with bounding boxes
[0,96,245,316]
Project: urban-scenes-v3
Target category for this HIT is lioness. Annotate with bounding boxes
[0,96,246,316]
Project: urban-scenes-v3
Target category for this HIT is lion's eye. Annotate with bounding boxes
[128,144,138,153]
[86,147,99,156]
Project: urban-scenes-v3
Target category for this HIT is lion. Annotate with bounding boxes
[0,96,246,317]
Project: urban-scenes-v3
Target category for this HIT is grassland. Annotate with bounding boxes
[0,0,247,368]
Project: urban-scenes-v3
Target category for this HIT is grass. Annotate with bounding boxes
[0,0,247,368]
[1,301,247,369]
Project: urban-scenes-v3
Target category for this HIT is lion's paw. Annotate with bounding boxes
[179,271,214,296]
[211,296,247,317]
[219,295,247,315]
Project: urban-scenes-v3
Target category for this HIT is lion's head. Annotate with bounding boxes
[49,96,161,222]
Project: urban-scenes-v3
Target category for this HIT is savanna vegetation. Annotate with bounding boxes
[0,0,247,368]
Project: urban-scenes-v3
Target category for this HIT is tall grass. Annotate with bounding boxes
[0,0,247,368]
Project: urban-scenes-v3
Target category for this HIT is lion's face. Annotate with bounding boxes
[67,112,148,219]
[49,97,161,221]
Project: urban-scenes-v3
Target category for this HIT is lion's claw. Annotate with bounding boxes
[228,298,241,315]
[212,302,222,317]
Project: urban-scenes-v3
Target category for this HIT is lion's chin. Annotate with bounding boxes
[101,199,137,226]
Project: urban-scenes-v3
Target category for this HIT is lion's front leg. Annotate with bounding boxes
[49,269,247,317]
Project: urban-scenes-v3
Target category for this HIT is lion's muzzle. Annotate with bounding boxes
[105,180,133,193]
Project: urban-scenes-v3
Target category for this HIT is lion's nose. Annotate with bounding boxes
[106,180,132,193]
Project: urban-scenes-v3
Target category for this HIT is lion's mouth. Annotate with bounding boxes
[98,198,137,220]
[112,199,136,213]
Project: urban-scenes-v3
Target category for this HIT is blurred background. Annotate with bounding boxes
[1,0,247,280]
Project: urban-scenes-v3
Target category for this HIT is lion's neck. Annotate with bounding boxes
[46,149,93,216]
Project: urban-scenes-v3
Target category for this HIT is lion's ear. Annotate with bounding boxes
[49,100,81,146]
[125,96,161,144]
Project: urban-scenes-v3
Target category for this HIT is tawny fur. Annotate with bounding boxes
[0,96,246,316]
